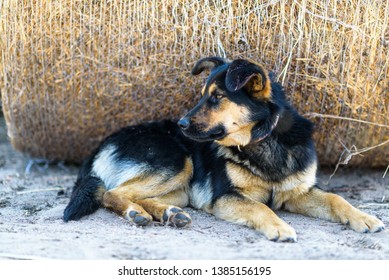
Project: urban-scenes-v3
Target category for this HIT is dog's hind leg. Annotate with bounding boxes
[212,194,297,242]
[103,190,153,226]
[136,189,191,228]
[103,157,193,227]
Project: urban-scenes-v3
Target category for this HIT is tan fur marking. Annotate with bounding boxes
[170,157,193,195]
[136,189,189,221]
[201,85,206,96]
[208,83,217,95]
[216,122,255,147]
[210,100,254,147]
[248,72,271,100]
[102,191,145,216]
[282,188,384,232]
[244,59,272,100]
[212,196,296,241]
[271,163,317,209]
[102,157,192,218]
[191,92,255,147]
[110,157,192,201]
[201,83,217,96]
[209,99,249,126]
[102,193,153,225]
[111,174,168,201]
[222,155,317,209]
[225,162,271,203]
[261,74,272,99]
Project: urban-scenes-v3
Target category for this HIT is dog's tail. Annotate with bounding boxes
[63,175,105,222]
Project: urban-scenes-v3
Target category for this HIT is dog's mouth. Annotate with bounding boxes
[182,126,226,142]
[207,128,226,140]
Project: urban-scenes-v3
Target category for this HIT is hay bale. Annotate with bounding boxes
[1,0,388,167]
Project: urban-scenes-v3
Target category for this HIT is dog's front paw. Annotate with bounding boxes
[261,221,297,242]
[162,207,192,228]
[346,212,385,233]
[125,209,152,226]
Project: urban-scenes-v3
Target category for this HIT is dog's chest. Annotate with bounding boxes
[189,175,213,211]
[188,158,274,210]
[225,161,273,203]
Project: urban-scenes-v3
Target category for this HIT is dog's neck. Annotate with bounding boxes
[233,108,295,154]
[250,114,280,145]
[214,107,316,182]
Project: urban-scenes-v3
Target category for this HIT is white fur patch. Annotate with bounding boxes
[92,145,148,190]
[189,176,213,210]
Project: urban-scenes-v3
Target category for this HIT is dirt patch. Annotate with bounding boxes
[0,117,388,260]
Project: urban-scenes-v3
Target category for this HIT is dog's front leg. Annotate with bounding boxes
[212,194,297,242]
[281,187,385,233]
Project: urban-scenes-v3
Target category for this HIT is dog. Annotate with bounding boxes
[63,57,384,242]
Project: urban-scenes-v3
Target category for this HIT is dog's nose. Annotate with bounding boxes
[177,118,190,130]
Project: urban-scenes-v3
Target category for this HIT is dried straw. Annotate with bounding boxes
[0,0,388,167]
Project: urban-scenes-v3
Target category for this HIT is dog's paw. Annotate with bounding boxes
[347,212,385,233]
[162,207,192,228]
[125,209,152,226]
[262,221,297,242]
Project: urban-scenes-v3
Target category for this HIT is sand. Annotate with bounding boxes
[0,116,388,260]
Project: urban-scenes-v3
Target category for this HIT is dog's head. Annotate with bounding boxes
[178,57,280,147]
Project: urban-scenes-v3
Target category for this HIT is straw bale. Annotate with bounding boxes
[1,0,388,167]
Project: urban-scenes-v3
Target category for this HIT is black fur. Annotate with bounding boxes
[63,175,103,222]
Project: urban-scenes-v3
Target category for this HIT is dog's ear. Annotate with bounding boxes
[225,59,271,100]
[191,57,227,75]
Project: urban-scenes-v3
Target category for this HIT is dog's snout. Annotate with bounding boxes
[178,118,190,130]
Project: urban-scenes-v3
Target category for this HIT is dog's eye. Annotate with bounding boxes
[214,93,224,99]
[209,92,224,104]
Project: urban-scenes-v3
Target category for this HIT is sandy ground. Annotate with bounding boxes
[0,115,388,260]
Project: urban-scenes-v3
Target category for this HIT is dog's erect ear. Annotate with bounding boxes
[191,57,227,75]
[225,59,271,100]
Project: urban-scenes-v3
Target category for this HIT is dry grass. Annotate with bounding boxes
[0,0,388,166]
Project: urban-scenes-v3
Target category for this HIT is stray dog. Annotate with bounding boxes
[64,57,384,242]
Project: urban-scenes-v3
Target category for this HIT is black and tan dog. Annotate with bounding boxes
[63,57,384,242]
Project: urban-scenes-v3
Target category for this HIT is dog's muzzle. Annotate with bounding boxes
[178,118,226,142]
